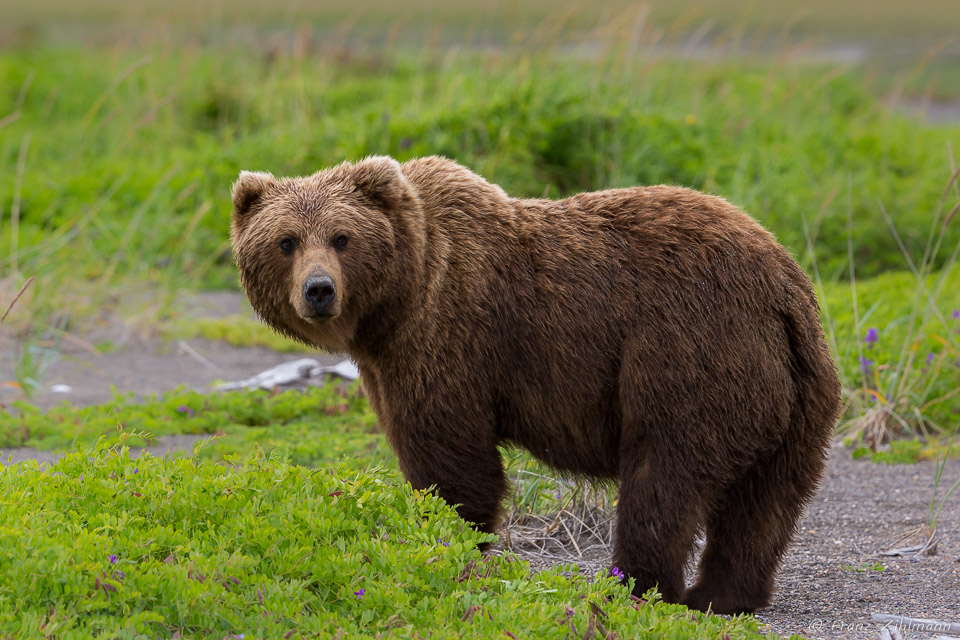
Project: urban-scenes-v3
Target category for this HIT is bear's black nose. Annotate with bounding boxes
[303,275,336,315]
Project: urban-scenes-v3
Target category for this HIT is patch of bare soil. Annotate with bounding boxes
[0,291,338,411]
[501,447,960,640]
[0,335,338,410]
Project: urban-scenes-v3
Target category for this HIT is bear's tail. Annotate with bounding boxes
[777,260,843,457]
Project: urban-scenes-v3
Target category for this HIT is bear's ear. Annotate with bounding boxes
[351,156,412,210]
[232,171,277,218]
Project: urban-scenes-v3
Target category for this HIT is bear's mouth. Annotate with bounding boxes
[304,313,338,323]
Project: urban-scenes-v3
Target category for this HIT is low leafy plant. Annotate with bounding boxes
[0,445,779,639]
[1,382,615,525]
[0,384,382,469]
[851,438,927,464]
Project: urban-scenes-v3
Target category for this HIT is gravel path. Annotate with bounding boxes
[758,448,960,639]
[509,446,960,640]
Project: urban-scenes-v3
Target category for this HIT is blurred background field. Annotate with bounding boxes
[2,0,960,439]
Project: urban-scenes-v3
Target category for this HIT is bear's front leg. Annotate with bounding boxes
[385,412,507,541]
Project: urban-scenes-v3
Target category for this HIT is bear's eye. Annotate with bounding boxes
[333,234,349,250]
[279,237,297,255]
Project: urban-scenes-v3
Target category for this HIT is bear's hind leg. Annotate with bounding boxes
[614,461,703,604]
[684,440,825,614]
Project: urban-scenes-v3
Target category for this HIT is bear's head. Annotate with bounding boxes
[230,156,425,353]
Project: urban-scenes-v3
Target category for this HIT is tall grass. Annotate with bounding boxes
[824,162,960,446]
[1,26,959,333]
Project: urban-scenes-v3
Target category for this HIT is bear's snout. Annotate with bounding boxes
[303,275,337,317]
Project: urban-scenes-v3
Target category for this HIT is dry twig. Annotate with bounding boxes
[0,276,34,325]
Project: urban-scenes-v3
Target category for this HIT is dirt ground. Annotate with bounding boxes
[509,448,960,640]
[2,292,959,640]
[0,292,339,410]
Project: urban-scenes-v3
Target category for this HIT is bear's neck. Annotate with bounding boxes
[349,299,408,359]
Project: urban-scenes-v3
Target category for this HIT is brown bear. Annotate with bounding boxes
[230,155,841,615]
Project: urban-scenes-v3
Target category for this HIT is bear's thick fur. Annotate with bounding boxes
[231,156,841,614]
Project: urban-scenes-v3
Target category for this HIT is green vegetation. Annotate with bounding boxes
[852,439,930,464]
[2,44,959,326]
[0,378,780,639]
[0,444,780,639]
[839,562,886,573]
[4,34,959,445]
[2,0,959,447]
[821,264,960,442]
[0,383,594,516]
[0,384,382,467]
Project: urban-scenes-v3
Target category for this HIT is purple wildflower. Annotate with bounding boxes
[109,555,117,564]
[354,588,366,599]
[864,327,879,348]
[437,538,450,547]
[611,566,625,580]
[859,356,873,374]
[176,405,195,418]
[952,309,960,320]
[927,353,935,366]
[133,467,139,475]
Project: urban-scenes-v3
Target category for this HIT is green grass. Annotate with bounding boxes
[0,383,590,515]
[0,445,781,639]
[2,44,959,331]
[839,561,886,573]
[2,15,959,450]
[0,412,784,638]
[819,265,960,433]
[0,384,382,467]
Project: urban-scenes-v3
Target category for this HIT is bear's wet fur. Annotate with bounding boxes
[230,155,841,614]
